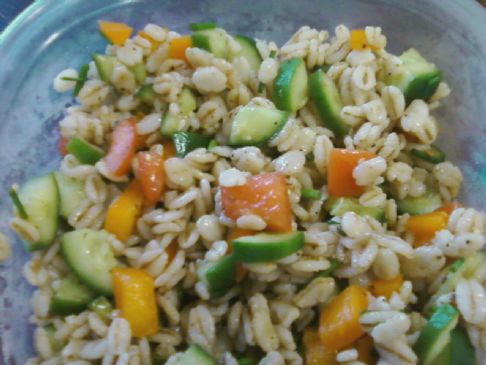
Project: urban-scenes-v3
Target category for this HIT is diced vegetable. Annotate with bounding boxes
[160,87,198,137]
[44,325,65,352]
[386,48,442,104]
[54,172,86,219]
[207,139,218,149]
[57,136,69,156]
[327,149,376,197]
[9,187,28,219]
[414,304,459,365]
[406,211,448,246]
[60,229,117,295]
[135,84,157,104]
[130,62,147,84]
[316,258,341,278]
[436,201,462,215]
[227,228,254,282]
[112,268,159,337]
[49,276,96,315]
[319,285,369,352]
[73,64,89,96]
[172,131,211,157]
[236,356,255,365]
[410,145,446,164]
[104,180,144,241]
[88,296,113,317]
[191,28,227,58]
[138,30,161,50]
[168,36,193,62]
[303,328,338,365]
[221,172,292,232]
[136,151,166,205]
[273,58,308,112]
[66,136,104,165]
[173,344,217,365]
[349,30,378,51]
[369,274,404,299]
[162,140,177,160]
[98,20,133,46]
[324,197,385,222]
[105,117,138,176]
[228,105,289,146]
[397,190,443,215]
[356,335,377,365]
[189,21,216,31]
[309,69,349,137]
[301,188,322,200]
[198,254,236,298]
[229,35,262,72]
[450,326,476,365]
[232,231,304,263]
[92,54,117,83]
[16,174,59,251]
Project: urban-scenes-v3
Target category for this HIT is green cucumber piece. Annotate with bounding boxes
[60,229,117,295]
[17,174,59,251]
[207,139,218,149]
[386,48,441,104]
[135,84,157,104]
[228,105,289,146]
[232,231,304,263]
[49,276,96,315]
[273,58,308,112]
[414,304,459,365]
[73,64,89,96]
[92,54,117,83]
[189,21,216,31]
[198,254,236,298]
[324,197,385,223]
[301,188,321,200]
[88,296,113,317]
[9,187,28,219]
[44,325,65,352]
[66,136,104,165]
[425,252,486,315]
[316,258,341,277]
[160,88,198,137]
[173,132,211,157]
[410,145,445,164]
[191,28,227,58]
[309,68,349,137]
[175,344,217,365]
[54,172,87,219]
[397,190,443,215]
[130,62,146,84]
[231,35,262,72]
[450,326,476,365]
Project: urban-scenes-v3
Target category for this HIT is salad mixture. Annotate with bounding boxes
[5,19,486,365]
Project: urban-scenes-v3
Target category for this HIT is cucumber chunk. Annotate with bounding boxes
[189,22,216,31]
[9,187,28,219]
[73,64,89,97]
[191,28,227,58]
[450,326,476,365]
[67,136,104,165]
[414,304,459,365]
[160,88,198,137]
[228,105,289,146]
[17,174,59,251]
[316,258,341,278]
[232,231,304,263]
[44,325,65,352]
[49,276,96,315]
[175,344,217,365]
[60,229,117,295]
[88,296,113,317]
[309,69,349,137]
[54,172,87,219]
[273,58,308,112]
[396,190,443,215]
[92,54,117,83]
[198,254,236,298]
[230,35,262,72]
[173,132,211,157]
[130,62,146,84]
[324,197,385,223]
[386,48,441,104]
[135,84,157,104]
[301,188,321,200]
[410,145,445,164]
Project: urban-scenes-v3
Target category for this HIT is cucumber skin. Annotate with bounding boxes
[67,137,104,165]
[199,254,236,298]
[178,344,217,365]
[191,29,227,58]
[49,277,96,315]
[173,132,211,157]
[273,58,308,112]
[233,35,262,72]
[135,84,156,104]
[54,172,87,219]
[396,191,443,215]
[403,71,441,105]
[450,326,476,365]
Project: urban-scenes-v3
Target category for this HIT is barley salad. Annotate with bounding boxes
[5,20,486,365]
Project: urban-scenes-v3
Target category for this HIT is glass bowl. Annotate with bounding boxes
[0,0,485,362]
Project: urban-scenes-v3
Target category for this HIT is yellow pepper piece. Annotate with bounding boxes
[303,328,338,365]
[104,180,144,241]
[349,29,378,51]
[112,268,159,337]
[98,20,133,46]
[406,211,448,247]
[369,274,404,299]
[138,30,162,50]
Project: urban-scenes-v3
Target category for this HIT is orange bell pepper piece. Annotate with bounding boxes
[349,30,378,51]
[369,274,404,299]
[57,136,69,156]
[304,328,338,365]
[168,36,192,62]
[436,201,462,215]
[227,228,255,283]
[112,268,158,337]
[136,151,166,206]
[98,20,133,46]
[406,211,448,247]
[319,285,369,352]
[162,140,176,160]
[221,173,292,232]
[105,117,138,176]
[327,149,376,197]
[104,180,144,241]
[356,335,377,365]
